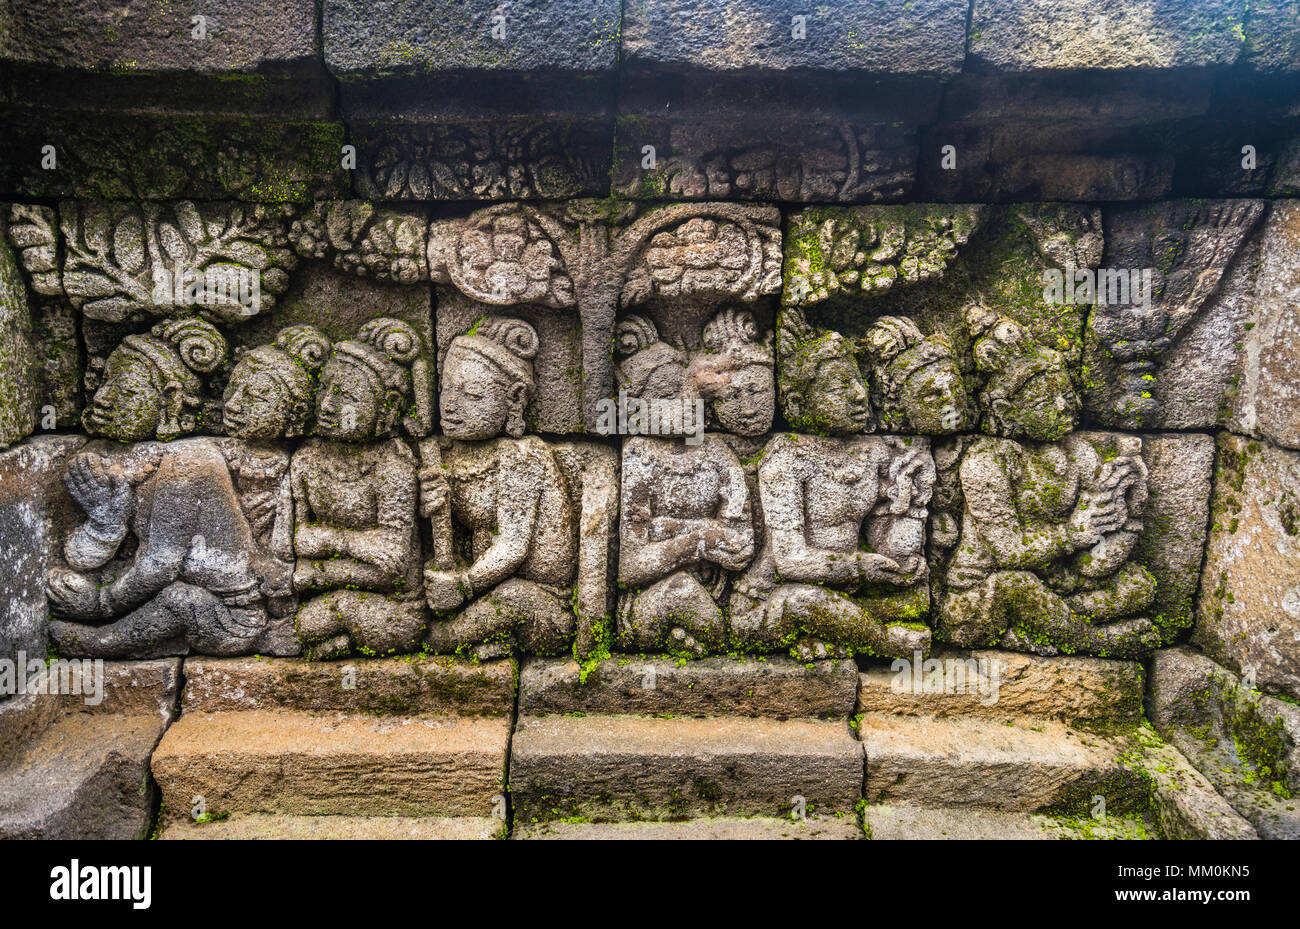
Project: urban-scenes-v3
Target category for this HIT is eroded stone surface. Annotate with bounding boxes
[519,655,858,719]
[1196,436,1300,702]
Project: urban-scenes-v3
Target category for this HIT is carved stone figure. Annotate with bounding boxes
[934,432,1162,659]
[222,325,330,439]
[776,308,873,434]
[45,438,296,658]
[861,316,971,434]
[613,307,775,437]
[291,319,431,660]
[966,303,1080,442]
[616,435,755,656]
[728,434,934,661]
[82,318,227,441]
[422,317,617,658]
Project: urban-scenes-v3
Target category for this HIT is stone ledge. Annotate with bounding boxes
[151,709,510,820]
[518,655,858,719]
[509,714,863,823]
[180,656,515,718]
[514,814,862,840]
[856,648,1144,723]
[159,813,504,840]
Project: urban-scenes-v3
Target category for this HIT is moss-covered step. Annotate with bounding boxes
[518,655,858,720]
[856,648,1144,725]
[509,714,862,824]
[0,660,181,839]
[0,110,346,202]
[1149,646,1298,839]
[513,815,862,840]
[864,803,1153,840]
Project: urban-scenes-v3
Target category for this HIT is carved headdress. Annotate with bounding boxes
[447,316,540,437]
[332,318,434,437]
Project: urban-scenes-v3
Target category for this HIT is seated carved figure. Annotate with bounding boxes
[291,319,431,660]
[937,432,1160,658]
[861,316,972,434]
[422,317,595,657]
[222,325,330,439]
[83,318,227,441]
[966,303,1080,441]
[728,434,934,661]
[45,439,293,657]
[616,435,755,656]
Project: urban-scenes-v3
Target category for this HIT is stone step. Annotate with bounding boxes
[864,803,1152,840]
[857,648,1143,724]
[0,659,180,839]
[180,655,516,718]
[519,655,857,719]
[514,815,863,840]
[159,813,504,840]
[510,714,862,824]
[151,709,510,820]
[860,713,1148,814]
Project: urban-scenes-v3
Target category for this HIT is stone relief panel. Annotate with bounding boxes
[778,204,1098,438]
[45,437,298,659]
[420,320,617,659]
[290,320,432,660]
[59,200,297,324]
[728,433,935,661]
[616,434,756,656]
[1083,199,1266,430]
[930,430,1212,658]
[429,200,781,434]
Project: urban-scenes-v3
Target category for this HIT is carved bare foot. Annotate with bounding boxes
[1000,627,1059,656]
[881,623,930,659]
[668,627,705,658]
[1091,617,1161,659]
[304,634,351,661]
[45,568,102,620]
[790,637,850,662]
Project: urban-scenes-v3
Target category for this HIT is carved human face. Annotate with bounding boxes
[83,351,162,441]
[440,345,518,440]
[710,363,774,436]
[812,354,871,433]
[314,357,380,441]
[1001,364,1079,442]
[224,356,293,439]
[975,320,1079,442]
[900,359,970,434]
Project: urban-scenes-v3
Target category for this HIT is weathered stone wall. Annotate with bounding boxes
[0,0,1298,840]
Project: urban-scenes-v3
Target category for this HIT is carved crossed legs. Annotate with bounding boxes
[48,581,266,658]
[941,568,1160,659]
[731,582,931,659]
[423,578,574,659]
[295,590,425,660]
[616,571,727,657]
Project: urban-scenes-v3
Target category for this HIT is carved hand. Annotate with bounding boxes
[65,453,132,531]
[418,469,450,517]
[856,551,906,584]
[45,567,103,620]
[425,568,468,612]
